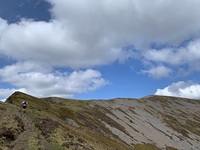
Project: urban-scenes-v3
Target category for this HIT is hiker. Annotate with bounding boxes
[22,101,28,110]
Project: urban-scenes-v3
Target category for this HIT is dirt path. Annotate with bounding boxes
[10,111,34,150]
[11,110,53,150]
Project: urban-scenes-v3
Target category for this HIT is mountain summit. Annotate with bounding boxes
[0,91,200,150]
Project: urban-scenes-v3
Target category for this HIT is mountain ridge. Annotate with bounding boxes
[0,91,200,150]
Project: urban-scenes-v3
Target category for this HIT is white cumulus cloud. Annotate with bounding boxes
[144,39,200,66]
[155,81,200,99]
[1,0,200,99]
[1,0,200,68]
[142,38,200,77]
[141,65,172,79]
[0,62,108,100]
[0,19,132,69]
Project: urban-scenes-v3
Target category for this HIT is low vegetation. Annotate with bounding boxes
[0,91,200,149]
[134,143,161,150]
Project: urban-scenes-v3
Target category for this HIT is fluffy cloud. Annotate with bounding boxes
[141,38,200,77]
[0,19,132,69]
[1,0,200,68]
[0,62,108,100]
[0,18,8,33]
[0,88,27,101]
[1,0,200,99]
[155,81,200,99]
[141,65,172,79]
[144,39,200,65]
[48,0,200,46]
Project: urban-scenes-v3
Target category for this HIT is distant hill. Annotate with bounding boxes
[0,91,200,150]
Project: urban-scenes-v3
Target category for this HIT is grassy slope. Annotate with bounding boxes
[146,96,200,137]
[1,92,131,150]
[1,92,200,150]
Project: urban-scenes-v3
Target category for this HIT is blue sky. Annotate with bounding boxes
[0,0,200,101]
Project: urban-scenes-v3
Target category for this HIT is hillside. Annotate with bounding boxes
[0,92,200,150]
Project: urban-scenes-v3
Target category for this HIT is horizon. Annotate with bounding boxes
[1,0,200,101]
[2,91,200,103]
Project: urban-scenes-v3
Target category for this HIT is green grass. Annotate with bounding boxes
[138,99,147,104]
[1,92,133,149]
[134,143,161,150]
[161,114,189,137]
[183,120,200,136]
[1,91,200,150]
[166,146,178,150]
